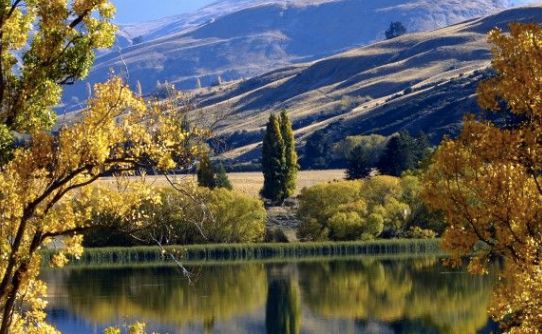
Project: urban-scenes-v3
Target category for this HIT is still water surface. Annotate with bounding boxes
[43,257,500,334]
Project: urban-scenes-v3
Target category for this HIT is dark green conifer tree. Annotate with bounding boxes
[279,110,298,199]
[377,131,431,176]
[197,152,216,189]
[261,114,285,202]
[346,145,372,179]
[215,163,233,190]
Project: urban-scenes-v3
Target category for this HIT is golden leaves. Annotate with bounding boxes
[422,23,542,333]
[0,76,207,333]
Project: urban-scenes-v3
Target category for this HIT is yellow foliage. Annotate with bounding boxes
[0,78,205,333]
[423,23,542,333]
[0,0,117,133]
[297,175,419,241]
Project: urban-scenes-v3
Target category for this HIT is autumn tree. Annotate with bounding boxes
[279,110,298,199]
[422,23,542,334]
[0,2,207,333]
[261,114,285,202]
[0,77,205,334]
[0,0,117,161]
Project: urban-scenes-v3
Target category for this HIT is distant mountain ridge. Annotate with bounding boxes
[61,0,513,109]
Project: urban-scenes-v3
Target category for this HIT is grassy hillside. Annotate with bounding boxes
[193,5,542,163]
[59,0,512,110]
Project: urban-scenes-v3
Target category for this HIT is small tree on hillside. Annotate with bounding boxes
[385,21,407,40]
[261,114,286,202]
[197,152,216,189]
[215,164,233,190]
[279,110,298,199]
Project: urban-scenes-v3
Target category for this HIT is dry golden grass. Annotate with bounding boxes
[98,169,346,197]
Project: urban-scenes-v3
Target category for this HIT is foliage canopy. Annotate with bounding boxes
[423,23,542,334]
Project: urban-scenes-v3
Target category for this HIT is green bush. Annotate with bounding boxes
[297,175,440,241]
[205,188,267,242]
[85,187,267,247]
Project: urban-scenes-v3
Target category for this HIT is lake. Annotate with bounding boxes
[43,257,500,334]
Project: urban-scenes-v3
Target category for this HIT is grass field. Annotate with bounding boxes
[42,239,442,269]
[98,169,346,197]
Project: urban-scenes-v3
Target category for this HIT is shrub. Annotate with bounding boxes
[206,188,266,243]
[85,186,267,246]
[297,175,439,241]
[297,180,382,241]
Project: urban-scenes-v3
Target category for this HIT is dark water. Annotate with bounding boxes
[43,257,500,334]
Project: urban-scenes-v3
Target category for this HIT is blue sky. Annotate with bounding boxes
[111,0,216,23]
[110,0,537,23]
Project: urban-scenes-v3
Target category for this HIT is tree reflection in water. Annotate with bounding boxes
[266,265,301,334]
[44,258,498,334]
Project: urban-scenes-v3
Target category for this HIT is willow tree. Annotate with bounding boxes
[0,1,206,333]
[423,23,542,334]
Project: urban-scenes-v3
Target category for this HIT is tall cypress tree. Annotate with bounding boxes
[261,114,285,202]
[279,110,298,199]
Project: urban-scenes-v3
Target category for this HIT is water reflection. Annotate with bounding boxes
[43,258,499,334]
[266,266,301,334]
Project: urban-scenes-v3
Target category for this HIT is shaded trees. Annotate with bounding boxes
[197,152,232,190]
[197,152,216,189]
[385,22,407,39]
[377,132,430,176]
[347,145,373,179]
[215,163,233,190]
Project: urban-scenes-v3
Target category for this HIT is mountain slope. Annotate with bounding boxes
[190,4,542,163]
[60,0,513,108]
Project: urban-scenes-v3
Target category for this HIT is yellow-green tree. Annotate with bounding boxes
[0,2,207,334]
[0,0,116,148]
[423,23,542,334]
[0,77,205,334]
